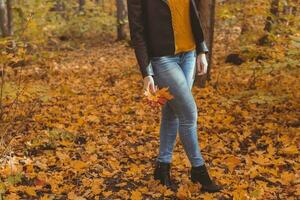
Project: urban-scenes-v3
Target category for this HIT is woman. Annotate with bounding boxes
[127,0,222,193]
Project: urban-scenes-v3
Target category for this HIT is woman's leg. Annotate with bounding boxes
[152,56,180,164]
[157,103,179,163]
[177,51,205,167]
[155,51,197,164]
[180,50,197,89]
[152,53,205,167]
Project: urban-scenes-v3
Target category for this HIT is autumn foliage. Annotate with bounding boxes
[143,87,174,108]
[0,0,299,200]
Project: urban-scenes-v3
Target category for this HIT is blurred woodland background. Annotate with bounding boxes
[0,0,299,199]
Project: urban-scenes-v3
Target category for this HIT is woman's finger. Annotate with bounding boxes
[149,83,156,94]
[144,82,149,92]
[197,62,204,75]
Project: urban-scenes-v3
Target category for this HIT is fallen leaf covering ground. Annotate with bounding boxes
[0,37,299,199]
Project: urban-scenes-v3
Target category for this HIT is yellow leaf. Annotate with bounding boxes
[164,189,174,196]
[202,193,215,200]
[280,171,295,185]
[176,184,190,200]
[91,179,103,195]
[232,188,248,200]
[117,189,129,198]
[101,169,114,177]
[56,151,70,162]
[103,191,113,198]
[40,195,51,200]
[59,140,73,147]
[67,191,86,200]
[131,190,142,200]
[267,144,276,155]
[5,193,20,200]
[115,182,127,187]
[280,145,299,155]
[24,186,36,196]
[25,164,34,173]
[157,87,174,100]
[253,155,271,166]
[223,156,241,172]
[72,160,88,171]
[87,115,100,123]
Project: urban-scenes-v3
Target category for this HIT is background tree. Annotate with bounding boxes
[116,0,127,40]
[6,0,12,36]
[195,0,216,87]
[257,0,280,45]
[78,0,85,12]
[0,0,13,37]
[265,0,280,32]
[0,1,299,199]
[0,0,9,37]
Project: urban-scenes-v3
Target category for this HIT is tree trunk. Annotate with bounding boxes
[7,0,13,36]
[0,0,9,37]
[283,0,297,25]
[195,0,216,87]
[79,0,85,12]
[264,0,280,32]
[258,0,280,45]
[116,0,127,40]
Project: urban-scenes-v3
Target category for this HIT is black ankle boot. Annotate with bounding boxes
[154,161,172,187]
[190,164,222,193]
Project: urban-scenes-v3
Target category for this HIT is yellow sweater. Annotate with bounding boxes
[167,0,196,54]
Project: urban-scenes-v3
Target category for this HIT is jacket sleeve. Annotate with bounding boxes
[197,41,209,54]
[127,0,154,79]
[192,0,209,54]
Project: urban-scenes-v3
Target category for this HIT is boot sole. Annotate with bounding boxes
[201,187,222,193]
[190,176,198,183]
[154,174,172,187]
[190,177,222,193]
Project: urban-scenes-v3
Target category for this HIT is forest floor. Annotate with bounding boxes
[0,36,299,200]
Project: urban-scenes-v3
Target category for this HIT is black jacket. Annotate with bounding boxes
[127,0,209,78]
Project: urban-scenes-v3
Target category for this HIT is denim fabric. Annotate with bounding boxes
[151,50,205,167]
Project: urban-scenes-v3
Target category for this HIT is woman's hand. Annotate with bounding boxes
[196,53,208,76]
[143,76,158,94]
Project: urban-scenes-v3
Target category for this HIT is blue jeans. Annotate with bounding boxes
[151,50,205,167]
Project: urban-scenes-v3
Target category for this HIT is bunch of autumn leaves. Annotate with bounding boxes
[143,87,174,107]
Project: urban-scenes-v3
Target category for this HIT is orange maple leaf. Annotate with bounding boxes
[144,87,174,108]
